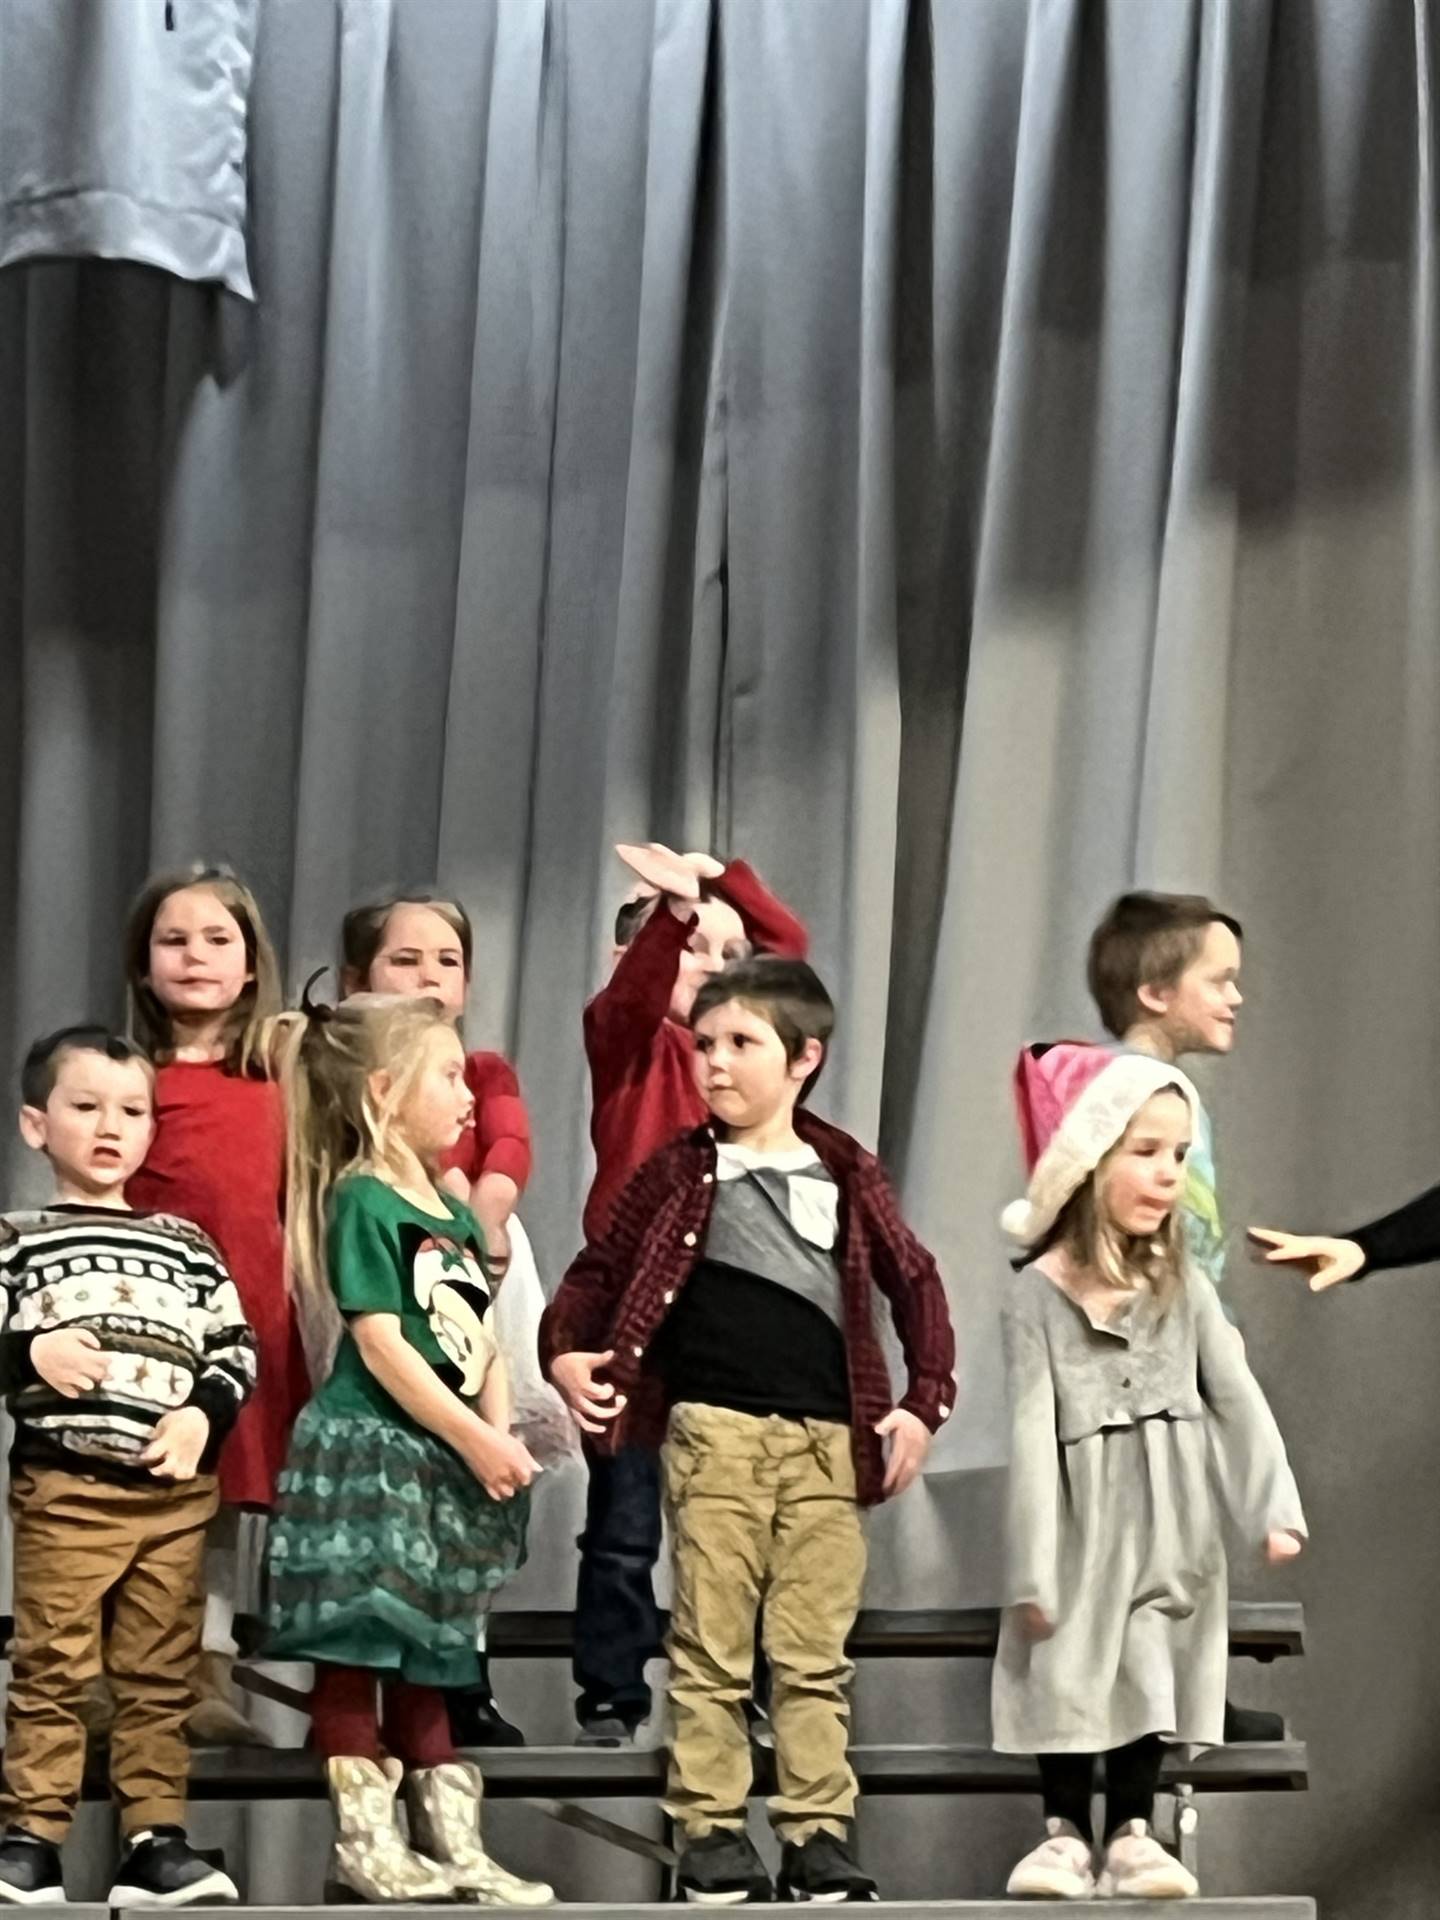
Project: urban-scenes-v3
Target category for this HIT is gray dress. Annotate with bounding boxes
[991,1261,1305,1755]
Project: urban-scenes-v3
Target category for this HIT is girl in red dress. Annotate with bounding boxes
[125,864,310,1744]
[340,892,543,1747]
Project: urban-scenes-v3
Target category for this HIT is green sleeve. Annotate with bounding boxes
[327,1181,405,1315]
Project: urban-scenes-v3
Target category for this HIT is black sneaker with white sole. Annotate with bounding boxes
[0,1830,64,1906]
[777,1831,878,1903]
[109,1828,239,1907]
[677,1828,773,1906]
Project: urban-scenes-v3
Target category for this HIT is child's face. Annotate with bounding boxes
[692,998,820,1132]
[1099,1090,1190,1238]
[393,1026,474,1164]
[362,904,468,1017]
[671,899,750,1022]
[1140,921,1243,1056]
[20,1051,155,1199]
[148,887,253,1019]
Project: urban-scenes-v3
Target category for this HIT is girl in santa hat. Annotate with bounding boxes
[994,1044,1305,1903]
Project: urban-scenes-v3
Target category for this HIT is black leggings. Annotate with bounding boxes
[1037,1735,1164,1844]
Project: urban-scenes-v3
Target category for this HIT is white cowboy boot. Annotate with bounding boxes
[405,1761,553,1905]
[324,1755,455,1903]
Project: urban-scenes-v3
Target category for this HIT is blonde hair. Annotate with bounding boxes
[1045,1097,1190,1309]
[272,991,455,1378]
[125,864,282,1076]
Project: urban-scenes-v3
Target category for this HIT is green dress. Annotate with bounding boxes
[264,1174,529,1687]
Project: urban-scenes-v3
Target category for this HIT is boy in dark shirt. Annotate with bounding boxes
[571,842,807,1744]
[545,959,955,1903]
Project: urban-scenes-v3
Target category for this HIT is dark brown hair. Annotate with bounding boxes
[1087,892,1243,1039]
[340,893,474,995]
[690,956,834,1098]
[125,864,282,1075]
[21,1026,155,1111]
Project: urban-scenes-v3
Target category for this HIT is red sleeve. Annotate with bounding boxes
[465,1053,533,1193]
[861,1158,957,1429]
[584,904,692,1084]
[713,859,808,958]
[540,1148,676,1371]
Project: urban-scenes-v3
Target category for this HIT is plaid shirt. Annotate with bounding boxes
[541,1109,957,1505]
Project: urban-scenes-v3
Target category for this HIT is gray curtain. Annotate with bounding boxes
[2,2,1440,1913]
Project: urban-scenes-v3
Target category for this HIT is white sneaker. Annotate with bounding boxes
[1005,1818,1096,1899]
[1095,1819,1199,1899]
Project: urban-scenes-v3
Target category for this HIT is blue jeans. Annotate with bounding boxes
[574,1444,663,1724]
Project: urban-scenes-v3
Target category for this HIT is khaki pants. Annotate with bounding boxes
[661,1403,867,1842]
[2,1464,218,1842]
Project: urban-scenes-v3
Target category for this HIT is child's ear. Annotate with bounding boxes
[792,1038,824,1083]
[17,1105,47,1153]
[367,1068,394,1111]
[1135,980,1171,1018]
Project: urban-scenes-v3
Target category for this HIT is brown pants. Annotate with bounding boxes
[2,1464,218,1842]
[661,1403,867,1843]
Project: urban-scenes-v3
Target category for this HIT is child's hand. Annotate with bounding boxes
[1017,1603,1056,1640]
[551,1350,627,1434]
[681,852,726,882]
[462,1425,540,1502]
[1266,1528,1304,1564]
[875,1408,930,1498]
[141,1406,210,1481]
[616,843,702,904]
[1248,1227,1365,1291]
[31,1328,110,1398]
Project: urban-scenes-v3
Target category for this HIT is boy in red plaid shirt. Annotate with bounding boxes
[543,957,955,1904]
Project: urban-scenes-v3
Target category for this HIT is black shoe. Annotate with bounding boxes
[109,1828,239,1907]
[1224,1699,1285,1743]
[448,1684,526,1748]
[0,1830,65,1906]
[778,1831,878,1903]
[577,1700,643,1747]
[678,1829,773,1906]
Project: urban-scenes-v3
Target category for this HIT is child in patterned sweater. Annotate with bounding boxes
[0,1027,256,1908]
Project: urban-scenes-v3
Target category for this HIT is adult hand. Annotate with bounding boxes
[875,1407,930,1498]
[463,1425,541,1503]
[1248,1227,1365,1291]
[141,1406,210,1481]
[31,1328,110,1398]
[550,1350,627,1435]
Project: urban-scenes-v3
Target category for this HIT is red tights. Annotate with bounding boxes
[310,1663,456,1770]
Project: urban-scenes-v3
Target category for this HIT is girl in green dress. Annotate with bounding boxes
[264,990,551,1905]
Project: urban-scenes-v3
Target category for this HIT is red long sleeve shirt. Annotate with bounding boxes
[441,1051,533,1193]
[541,1110,957,1506]
[581,860,808,1243]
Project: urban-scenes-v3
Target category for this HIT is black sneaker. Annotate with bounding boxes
[0,1830,64,1906]
[1224,1699,1285,1743]
[678,1828,773,1906]
[109,1828,239,1907]
[778,1831,878,1903]
[448,1684,526,1748]
[577,1701,642,1748]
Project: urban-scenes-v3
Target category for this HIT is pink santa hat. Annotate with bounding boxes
[1000,1041,1201,1246]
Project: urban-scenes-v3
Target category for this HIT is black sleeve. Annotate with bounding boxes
[0,1330,38,1396]
[1348,1184,1440,1276]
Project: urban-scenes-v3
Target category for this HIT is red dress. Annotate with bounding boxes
[440,1051,533,1195]
[127,1061,309,1509]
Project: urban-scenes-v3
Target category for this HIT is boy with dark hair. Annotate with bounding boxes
[0,1026,256,1907]
[1086,891,1244,1291]
[570,844,809,1746]
[544,958,955,1904]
